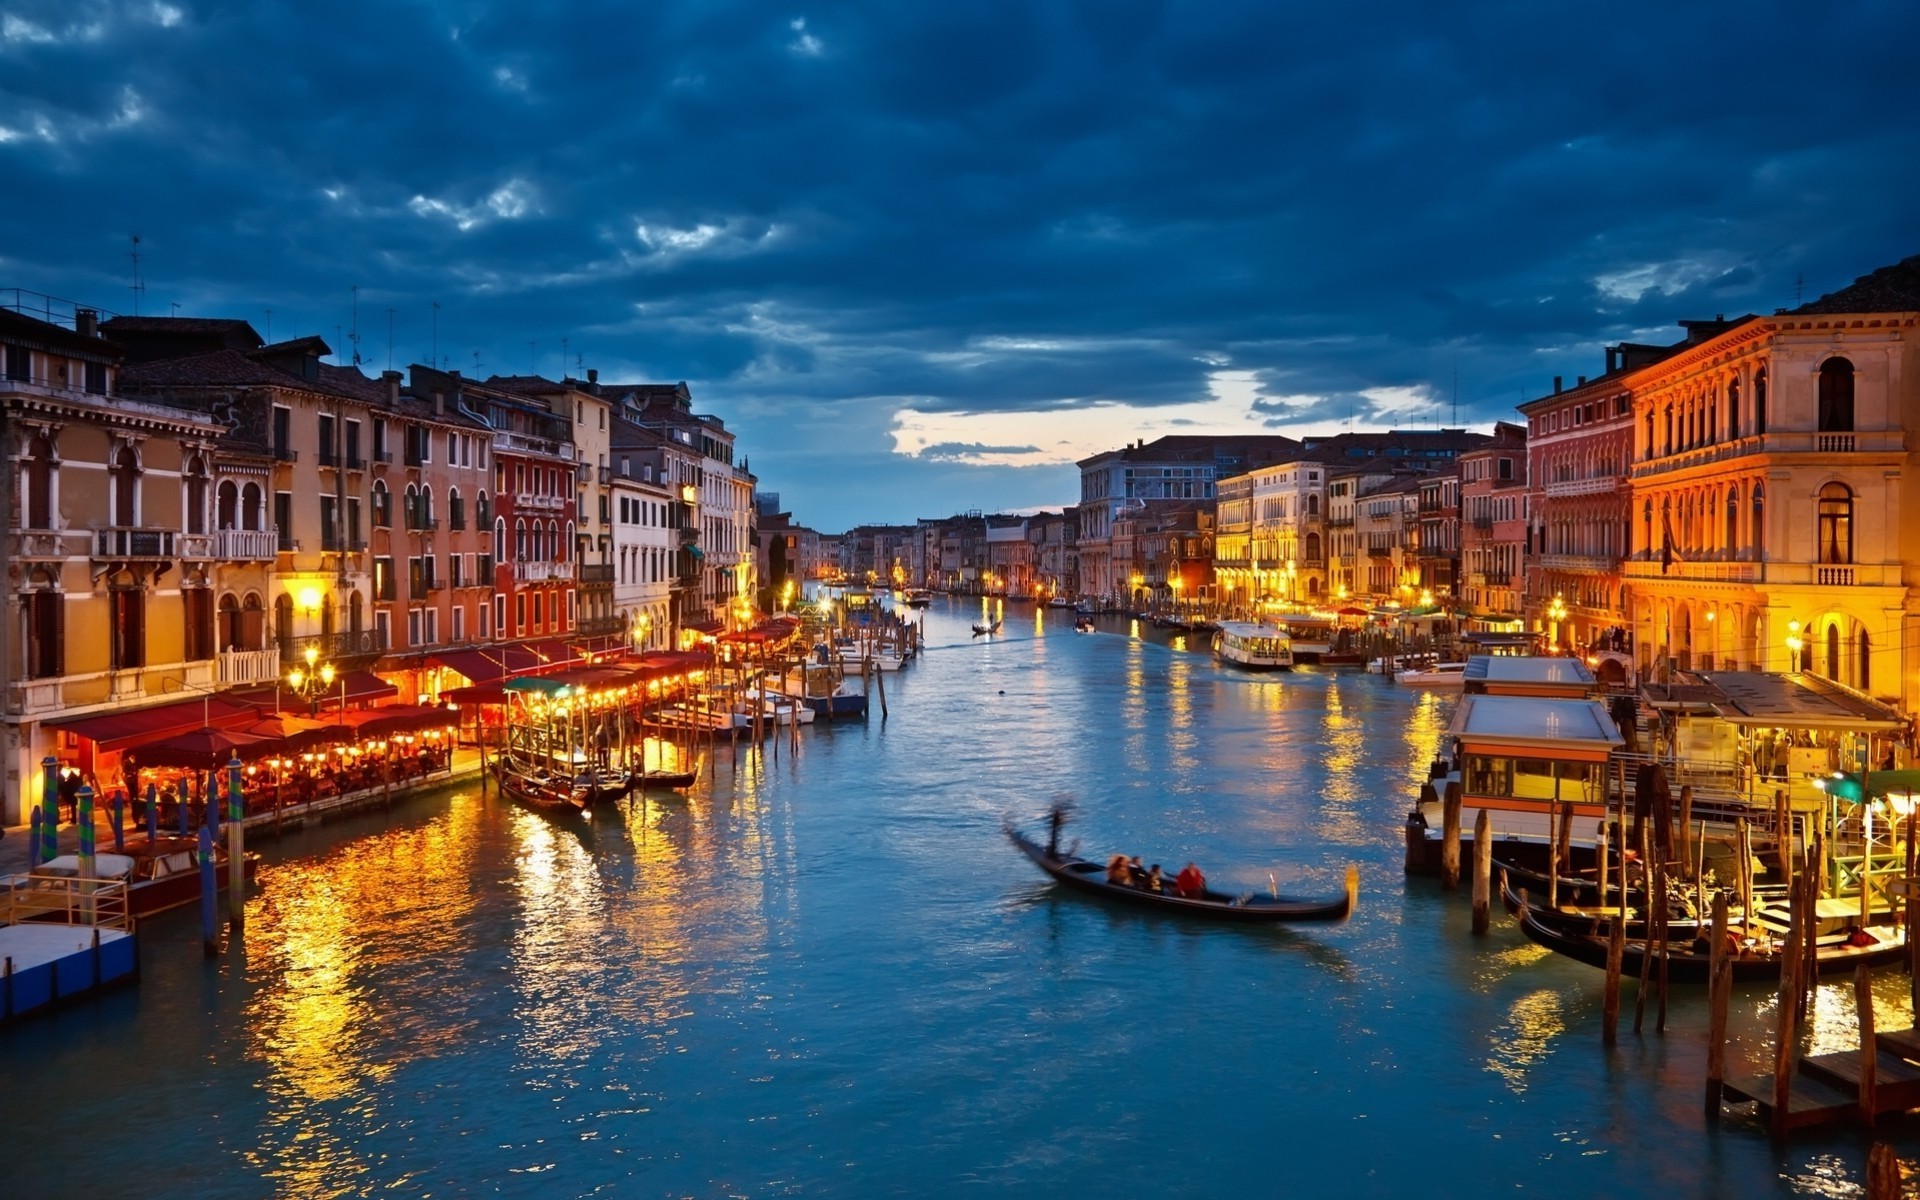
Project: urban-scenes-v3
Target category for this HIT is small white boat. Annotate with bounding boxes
[1395,662,1467,688]
[1047,597,1074,609]
[838,647,907,671]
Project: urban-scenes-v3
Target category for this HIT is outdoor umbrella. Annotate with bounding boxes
[242,713,350,754]
[130,727,275,771]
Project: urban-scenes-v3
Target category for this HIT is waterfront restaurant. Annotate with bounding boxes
[1407,693,1625,873]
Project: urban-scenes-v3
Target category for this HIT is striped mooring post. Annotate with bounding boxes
[226,756,245,927]
[76,785,96,922]
[198,823,218,957]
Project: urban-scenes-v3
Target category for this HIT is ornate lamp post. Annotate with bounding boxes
[1786,619,1804,673]
[1547,592,1568,651]
[285,644,336,717]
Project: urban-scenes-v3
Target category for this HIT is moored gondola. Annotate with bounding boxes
[634,769,698,791]
[1511,893,1904,984]
[493,761,589,814]
[1005,820,1356,923]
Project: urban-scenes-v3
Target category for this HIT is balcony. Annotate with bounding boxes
[1326,515,1354,528]
[598,465,612,485]
[218,647,281,687]
[214,528,279,560]
[1631,430,1905,481]
[1537,553,1615,573]
[579,563,614,585]
[513,560,575,584]
[422,579,445,594]
[177,532,216,559]
[345,452,366,471]
[93,527,175,559]
[372,449,394,466]
[515,493,564,512]
[405,513,440,532]
[492,430,575,461]
[1543,476,1621,498]
[272,445,298,464]
[678,526,699,544]
[575,614,625,637]
[283,629,388,662]
[9,529,73,559]
[1622,558,1758,583]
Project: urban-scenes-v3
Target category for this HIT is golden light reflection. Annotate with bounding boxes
[239,803,483,1195]
[1485,987,1567,1093]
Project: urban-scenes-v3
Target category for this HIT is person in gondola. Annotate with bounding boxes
[1146,864,1164,893]
[1175,862,1205,898]
[1106,855,1132,886]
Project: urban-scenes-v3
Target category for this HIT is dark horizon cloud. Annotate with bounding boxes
[3,0,1916,529]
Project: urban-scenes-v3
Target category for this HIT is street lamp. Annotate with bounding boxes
[285,644,336,717]
[1547,592,1568,651]
[1786,619,1804,671]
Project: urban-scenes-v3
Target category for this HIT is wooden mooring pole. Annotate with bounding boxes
[1705,891,1732,1120]
[1677,784,1694,879]
[1603,912,1625,1048]
[1471,808,1491,935]
[1866,1143,1901,1200]
[1906,814,1918,1019]
[1440,782,1462,891]
[1771,872,1809,1144]
[1854,963,1878,1126]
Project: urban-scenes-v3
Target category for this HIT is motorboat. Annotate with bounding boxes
[1394,662,1467,688]
[1073,618,1096,634]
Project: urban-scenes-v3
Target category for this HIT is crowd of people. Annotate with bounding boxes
[1104,854,1206,897]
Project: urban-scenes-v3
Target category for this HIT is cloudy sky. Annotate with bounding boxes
[3,1,1915,531]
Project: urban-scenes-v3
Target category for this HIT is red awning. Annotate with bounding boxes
[341,705,459,738]
[442,684,507,706]
[684,619,724,635]
[521,639,587,673]
[46,696,259,753]
[229,669,399,712]
[426,648,514,683]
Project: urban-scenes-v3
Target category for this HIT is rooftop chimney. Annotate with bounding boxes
[1577,375,1587,386]
[75,308,98,338]
[432,389,445,416]
[382,369,401,406]
[587,368,598,384]
[1553,376,1562,394]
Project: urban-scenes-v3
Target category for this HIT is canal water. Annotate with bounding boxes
[1,599,1910,1197]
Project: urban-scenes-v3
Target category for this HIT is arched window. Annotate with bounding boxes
[1642,500,1653,556]
[242,481,263,531]
[1817,483,1853,564]
[241,592,265,651]
[219,593,241,650]
[493,516,505,561]
[1860,629,1872,691]
[476,490,491,526]
[404,483,419,529]
[515,518,528,561]
[24,432,54,529]
[1305,531,1321,561]
[1306,495,1320,517]
[1706,392,1716,444]
[421,484,435,524]
[1725,486,1739,550]
[1817,358,1855,432]
[372,481,390,528]
[1664,406,1674,455]
[1754,368,1768,435]
[349,591,364,637]
[111,445,140,526]
[448,486,463,531]
[274,592,295,654]
[217,481,239,530]
[1727,378,1741,439]
[1752,483,1766,557]
[1643,411,1654,459]
[184,456,209,535]
[321,594,336,642]
[1825,624,1841,681]
[561,520,572,561]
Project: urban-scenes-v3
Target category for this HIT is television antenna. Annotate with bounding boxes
[128,233,146,315]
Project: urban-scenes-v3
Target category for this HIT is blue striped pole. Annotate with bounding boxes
[76,785,96,920]
[226,756,245,927]
[198,823,217,956]
[207,770,220,837]
[111,789,125,853]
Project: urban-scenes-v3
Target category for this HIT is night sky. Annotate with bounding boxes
[4,1,1915,531]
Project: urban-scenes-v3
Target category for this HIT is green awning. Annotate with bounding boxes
[502,676,572,696]
[1828,769,1920,803]
[686,545,705,560]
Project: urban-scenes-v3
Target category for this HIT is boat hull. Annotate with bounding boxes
[1514,904,1905,984]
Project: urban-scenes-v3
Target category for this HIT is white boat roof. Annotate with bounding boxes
[31,853,136,877]
[1216,621,1289,637]
[1448,695,1624,750]
[1463,655,1596,687]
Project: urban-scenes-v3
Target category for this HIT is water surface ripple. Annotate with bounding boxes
[1,600,1908,1196]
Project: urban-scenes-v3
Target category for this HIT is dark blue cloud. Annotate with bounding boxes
[3,0,1916,529]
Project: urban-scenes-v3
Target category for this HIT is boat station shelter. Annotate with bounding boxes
[1450,695,1626,816]
[1644,670,1907,808]
[1463,655,1597,700]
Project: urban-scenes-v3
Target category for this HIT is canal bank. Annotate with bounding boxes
[0,597,1910,1197]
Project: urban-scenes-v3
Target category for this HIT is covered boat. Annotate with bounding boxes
[1512,899,1904,984]
[1005,823,1356,923]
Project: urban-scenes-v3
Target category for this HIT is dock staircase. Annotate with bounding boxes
[1723,1028,1920,1132]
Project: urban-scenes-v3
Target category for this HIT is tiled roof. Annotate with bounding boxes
[120,348,287,388]
[1790,254,1920,316]
[0,308,122,359]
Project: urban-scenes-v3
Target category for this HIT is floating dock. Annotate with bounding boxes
[0,871,138,1023]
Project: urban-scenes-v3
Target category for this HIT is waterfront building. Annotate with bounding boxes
[1415,472,1461,602]
[604,382,757,626]
[610,414,700,643]
[1026,509,1078,601]
[2,304,227,822]
[1214,475,1254,618]
[985,515,1033,596]
[1245,458,1328,606]
[1622,257,1920,711]
[1457,423,1528,632]
[843,523,919,588]
[1075,435,1301,604]
[1137,505,1214,612]
[1357,474,1425,600]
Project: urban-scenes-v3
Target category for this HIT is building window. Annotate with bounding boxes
[1752,484,1765,557]
[110,584,145,670]
[1754,369,1768,435]
[374,557,396,602]
[184,587,214,661]
[24,432,53,529]
[1817,483,1853,564]
[1860,629,1872,691]
[4,343,29,381]
[84,361,106,394]
[275,492,294,550]
[1817,358,1855,432]
[1727,378,1741,439]
[111,445,140,526]
[25,588,62,678]
[272,406,293,460]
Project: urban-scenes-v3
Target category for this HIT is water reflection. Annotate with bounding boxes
[1485,987,1568,1093]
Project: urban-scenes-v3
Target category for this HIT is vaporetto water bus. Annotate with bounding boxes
[1211,622,1294,671]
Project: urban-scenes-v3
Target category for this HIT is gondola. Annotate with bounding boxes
[574,767,634,805]
[492,761,589,813]
[1005,823,1357,923]
[1498,869,1704,942]
[1511,895,1905,985]
[1073,618,1096,633]
[971,620,1002,636]
[634,769,698,791]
